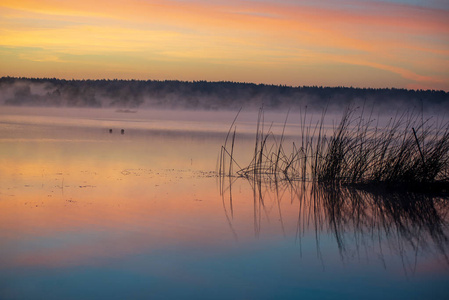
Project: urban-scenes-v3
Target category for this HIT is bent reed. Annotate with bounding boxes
[219,106,449,193]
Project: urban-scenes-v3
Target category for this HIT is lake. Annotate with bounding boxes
[1,106,448,299]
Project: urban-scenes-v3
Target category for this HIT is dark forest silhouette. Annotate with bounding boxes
[1,77,448,112]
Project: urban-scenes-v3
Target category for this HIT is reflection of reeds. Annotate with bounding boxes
[311,183,449,273]
[220,175,449,273]
[221,106,449,192]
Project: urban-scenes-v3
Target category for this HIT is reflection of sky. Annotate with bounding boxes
[2,236,448,299]
[0,0,448,91]
[1,108,449,299]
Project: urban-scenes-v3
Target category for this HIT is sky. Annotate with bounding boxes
[0,0,448,90]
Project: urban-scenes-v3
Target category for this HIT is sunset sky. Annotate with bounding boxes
[0,0,448,90]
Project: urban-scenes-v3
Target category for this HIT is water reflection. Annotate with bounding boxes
[221,177,449,274]
[2,107,448,299]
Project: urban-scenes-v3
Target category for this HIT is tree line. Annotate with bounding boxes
[1,77,447,112]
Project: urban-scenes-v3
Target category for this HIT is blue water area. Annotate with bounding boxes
[1,235,448,300]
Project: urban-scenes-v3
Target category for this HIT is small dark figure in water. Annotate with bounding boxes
[121,129,125,134]
[109,129,113,134]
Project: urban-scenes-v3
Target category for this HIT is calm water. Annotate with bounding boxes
[0,107,448,299]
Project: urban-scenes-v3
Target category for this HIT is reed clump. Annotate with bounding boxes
[220,106,449,192]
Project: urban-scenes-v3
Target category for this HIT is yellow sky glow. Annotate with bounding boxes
[0,0,448,90]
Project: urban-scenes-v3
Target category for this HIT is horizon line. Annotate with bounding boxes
[2,76,448,93]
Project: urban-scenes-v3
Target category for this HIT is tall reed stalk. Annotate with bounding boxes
[220,106,449,192]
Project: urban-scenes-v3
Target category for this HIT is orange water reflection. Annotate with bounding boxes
[0,108,285,270]
[1,107,448,288]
